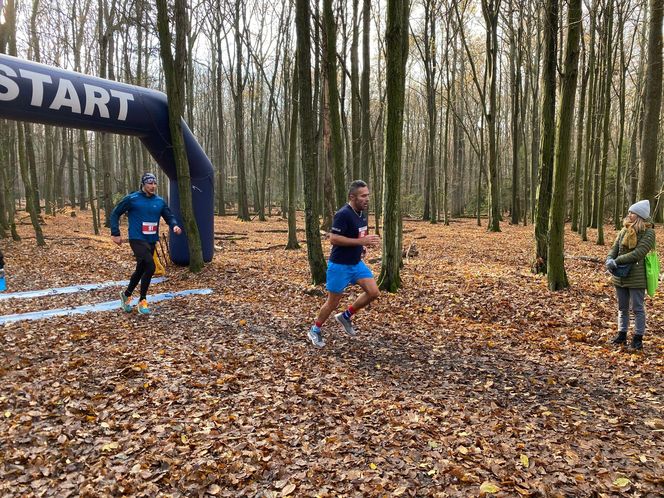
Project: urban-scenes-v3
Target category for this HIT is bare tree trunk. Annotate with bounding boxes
[547,0,582,290]
[509,0,522,225]
[597,2,614,246]
[638,0,663,205]
[68,132,76,208]
[571,45,587,232]
[233,0,250,221]
[98,0,116,227]
[156,0,204,272]
[378,0,409,292]
[44,127,54,216]
[361,0,371,189]
[482,0,502,232]
[54,128,68,210]
[286,57,300,250]
[214,19,226,215]
[82,131,100,235]
[323,0,346,209]
[421,0,437,223]
[613,5,628,229]
[78,133,87,210]
[580,1,598,241]
[351,0,361,180]
[17,122,45,246]
[296,0,327,284]
[24,123,41,215]
[258,67,279,221]
[533,0,557,273]
[0,129,8,237]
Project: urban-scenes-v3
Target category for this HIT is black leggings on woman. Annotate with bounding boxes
[127,240,156,300]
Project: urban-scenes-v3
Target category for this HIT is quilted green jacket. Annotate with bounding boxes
[607,224,656,288]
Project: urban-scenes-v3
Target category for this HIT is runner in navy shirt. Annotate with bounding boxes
[110,172,182,315]
[308,180,381,348]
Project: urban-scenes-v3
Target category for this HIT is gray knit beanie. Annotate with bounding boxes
[628,199,650,220]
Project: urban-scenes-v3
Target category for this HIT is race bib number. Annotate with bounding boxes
[142,221,158,235]
[359,226,368,238]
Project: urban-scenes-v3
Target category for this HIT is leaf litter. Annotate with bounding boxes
[0,212,662,496]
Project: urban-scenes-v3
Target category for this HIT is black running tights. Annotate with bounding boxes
[127,240,156,300]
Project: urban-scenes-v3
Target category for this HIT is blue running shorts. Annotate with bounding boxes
[326,260,374,294]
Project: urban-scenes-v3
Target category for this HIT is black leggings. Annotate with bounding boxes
[127,240,156,300]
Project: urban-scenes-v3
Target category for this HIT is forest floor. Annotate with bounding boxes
[0,210,662,497]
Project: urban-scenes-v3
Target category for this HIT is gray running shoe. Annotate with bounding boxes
[308,326,326,348]
[335,312,357,336]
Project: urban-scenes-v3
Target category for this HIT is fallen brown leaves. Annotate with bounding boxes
[0,212,662,497]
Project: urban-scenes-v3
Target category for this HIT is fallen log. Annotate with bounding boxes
[565,255,603,263]
[214,235,249,241]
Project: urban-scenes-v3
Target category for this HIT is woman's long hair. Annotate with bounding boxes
[624,215,647,232]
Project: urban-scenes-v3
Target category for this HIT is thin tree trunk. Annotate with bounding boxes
[351,0,361,180]
[482,0,502,232]
[638,0,663,205]
[98,0,115,227]
[571,45,588,232]
[68,132,76,208]
[286,57,300,250]
[82,131,99,235]
[361,0,371,189]
[215,22,226,215]
[323,0,346,209]
[296,0,326,284]
[234,1,250,221]
[580,2,598,241]
[44,127,54,216]
[17,122,45,245]
[597,2,614,246]
[78,133,87,210]
[547,0,582,290]
[533,0,557,273]
[510,1,522,225]
[613,6,628,229]
[24,123,41,215]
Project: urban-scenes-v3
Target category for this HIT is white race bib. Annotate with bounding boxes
[142,221,158,235]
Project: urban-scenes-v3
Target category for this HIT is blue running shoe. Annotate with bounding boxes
[137,299,150,315]
[120,291,132,313]
[307,326,325,348]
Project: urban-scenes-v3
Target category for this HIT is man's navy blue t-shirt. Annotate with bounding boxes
[329,204,368,265]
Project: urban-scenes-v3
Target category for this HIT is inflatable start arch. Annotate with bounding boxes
[0,54,214,265]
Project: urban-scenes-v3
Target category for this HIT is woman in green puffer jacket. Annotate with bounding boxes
[605,200,656,351]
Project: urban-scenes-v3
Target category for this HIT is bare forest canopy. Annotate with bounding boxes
[0,0,662,289]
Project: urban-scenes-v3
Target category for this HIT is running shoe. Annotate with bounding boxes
[307,326,326,348]
[334,312,357,336]
[137,299,150,315]
[120,291,132,313]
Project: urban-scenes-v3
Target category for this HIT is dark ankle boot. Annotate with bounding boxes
[629,335,643,351]
[610,331,627,345]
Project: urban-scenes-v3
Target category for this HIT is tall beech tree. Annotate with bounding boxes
[547,0,582,290]
[155,0,204,272]
[296,0,327,284]
[533,0,557,274]
[378,0,409,292]
[638,0,663,207]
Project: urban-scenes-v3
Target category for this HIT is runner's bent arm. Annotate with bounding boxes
[160,203,179,230]
[110,196,131,237]
[329,233,380,246]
